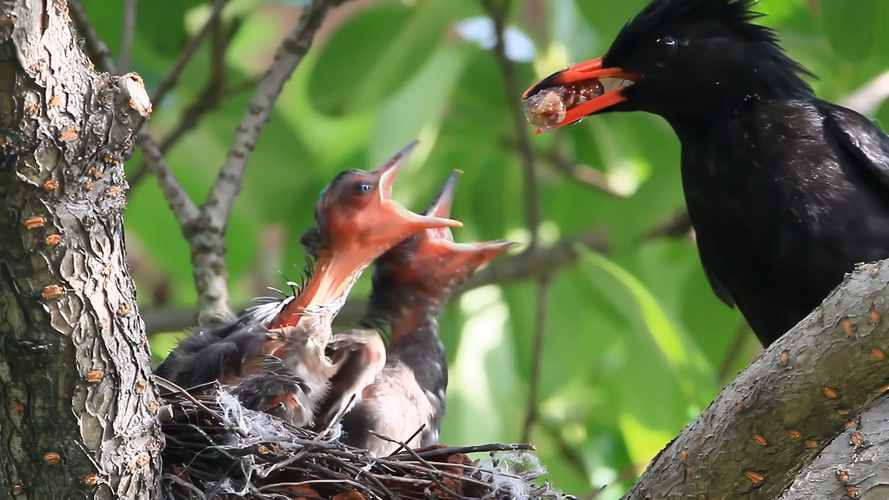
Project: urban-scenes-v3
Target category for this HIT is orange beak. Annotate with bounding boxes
[366,141,463,246]
[416,171,515,278]
[523,57,638,132]
[268,143,462,330]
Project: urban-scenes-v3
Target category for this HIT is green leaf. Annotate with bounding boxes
[822,0,878,60]
[579,250,715,399]
[308,1,476,116]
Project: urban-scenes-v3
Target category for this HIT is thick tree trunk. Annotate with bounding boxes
[0,1,161,498]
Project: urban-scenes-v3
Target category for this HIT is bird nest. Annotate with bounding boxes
[157,379,572,500]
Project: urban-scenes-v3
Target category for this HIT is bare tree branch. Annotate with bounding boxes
[522,274,553,442]
[204,0,344,231]
[624,259,889,499]
[119,0,138,70]
[482,0,542,249]
[75,0,347,324]
[129,14,239,189]
[69,0,116,72]
[137,133,200,224]
[144,229,609,334]
[151,0,228,106]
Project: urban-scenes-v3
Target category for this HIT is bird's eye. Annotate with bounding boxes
[658,35,678,48]
[355,183,373,194]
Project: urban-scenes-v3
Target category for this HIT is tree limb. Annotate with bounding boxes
[779,393,889,499]
[522,274,553,442]
[482,0,542,249]
[143,229,609,334]
[624,259,889,499]
[151,0,228,106]
[119,0,138,70]
[204,0,346,231]
[75,0,348,325]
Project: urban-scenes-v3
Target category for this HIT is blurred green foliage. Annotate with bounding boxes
[84,0,889,496]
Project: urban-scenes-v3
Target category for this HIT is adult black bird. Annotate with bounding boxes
[337,172,513,456]
[155,142,461,426]
[523,0,889,346]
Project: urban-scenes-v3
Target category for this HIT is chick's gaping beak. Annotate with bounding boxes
[523,57,639,131]
[268,142,462,331]
[365,142,462,250]
[419,170,516,275]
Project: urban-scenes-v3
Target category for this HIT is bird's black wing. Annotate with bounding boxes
[695,232,735,307]
[819,100,889,192]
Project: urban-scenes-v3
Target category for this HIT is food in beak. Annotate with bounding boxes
[523,80,606,129]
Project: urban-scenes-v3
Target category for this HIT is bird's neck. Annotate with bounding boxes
[268,248,369,331]
[364,286,447,349]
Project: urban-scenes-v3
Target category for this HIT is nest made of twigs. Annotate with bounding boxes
[156,379,572,500]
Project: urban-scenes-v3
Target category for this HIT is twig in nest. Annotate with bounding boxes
[159,382,572,499]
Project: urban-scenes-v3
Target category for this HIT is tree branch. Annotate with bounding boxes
[151,0,228,106]
[68,0,116,72]
[144,229,609,334]
[119,0,138,70]
[129,13,238,190]
[137,133,200,224]
[624,259,889,499]
[75,0,347,325]
[482,0,542,249]
[779,393,889,499]
[522,274,553,442]
[174,0,347,324]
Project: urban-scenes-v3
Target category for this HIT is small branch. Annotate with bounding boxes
[521,274,553,442]
[68,0,116,73]
[144,229,609,334]
[641,209,693,241]
[547,133,628,198]
[624,259,889,499]
[482,0,542,249]
[119,0,138,71]
[151,0,228,105]
[137,133,200,225]
[547,149,626,198]
[462,229,607,291]
[204,0,344,231]
[130,15,238,190]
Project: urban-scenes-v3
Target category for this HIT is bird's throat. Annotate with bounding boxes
[267,249,370,330]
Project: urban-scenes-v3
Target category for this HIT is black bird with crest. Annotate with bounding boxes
[524,0,889,346]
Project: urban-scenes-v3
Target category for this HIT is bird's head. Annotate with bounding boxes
[523,0,813,129]
[314,141,462,258]
[372,171,514,298]
[267,142,462,330]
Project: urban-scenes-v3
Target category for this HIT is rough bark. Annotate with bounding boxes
[0,1,162,498]
[780,394,889,499]
[624,260,889,499]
